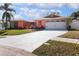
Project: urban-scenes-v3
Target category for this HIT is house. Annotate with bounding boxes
[37,13,71,30]
[70,20,79,29]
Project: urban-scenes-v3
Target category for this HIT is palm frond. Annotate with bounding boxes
[10,13,14,19]
[4,3,12,9]
[2,12,6,20]
[7,8,16,13]
[0,6,5,10]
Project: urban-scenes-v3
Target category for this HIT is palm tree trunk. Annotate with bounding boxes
[9,20,11,29]
[2,19,5,30]
[5,17,8,30]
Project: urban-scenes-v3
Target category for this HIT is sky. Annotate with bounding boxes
[0,3,79,21]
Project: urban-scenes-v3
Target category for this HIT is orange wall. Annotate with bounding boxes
[35,20,46,28]
[18,21,24,29]
[25,22,31,29]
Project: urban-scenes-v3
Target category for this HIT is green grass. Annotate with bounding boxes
[0,29,33,36]
[60,31,79,39]
[33,40,79,56]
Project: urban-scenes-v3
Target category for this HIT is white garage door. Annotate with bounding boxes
[45,22,67,30]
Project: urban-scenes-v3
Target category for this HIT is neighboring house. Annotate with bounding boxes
[70,20,79,29]
[0,20,5,30]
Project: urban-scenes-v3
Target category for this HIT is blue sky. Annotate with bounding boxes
[0,3,79,21]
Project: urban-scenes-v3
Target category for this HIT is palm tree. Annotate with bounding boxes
[0,3,15,30]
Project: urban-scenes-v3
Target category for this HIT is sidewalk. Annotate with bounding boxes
[51,37,79,44]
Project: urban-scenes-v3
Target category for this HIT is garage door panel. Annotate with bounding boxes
[45,22,66,30]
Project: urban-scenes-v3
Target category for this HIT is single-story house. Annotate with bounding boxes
[1,12,79,30]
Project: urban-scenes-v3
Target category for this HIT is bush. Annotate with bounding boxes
[67,25,71,30]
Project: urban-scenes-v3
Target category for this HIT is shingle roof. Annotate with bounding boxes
[41,13,71,21]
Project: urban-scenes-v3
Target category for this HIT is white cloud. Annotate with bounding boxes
[50,9,62,15]
[56,10,62,14]
[25,3,79,9]
[18,4,64,20]
[9,5,15,8]
[20,7,29,12]
[26,3,34,6]
[19,7,63,20]
[14,14,23,20]
[67,3,79,9]
[16,3,64,9]
[50,9,56,12]
[20,7,41,18]
[35,3,64,9]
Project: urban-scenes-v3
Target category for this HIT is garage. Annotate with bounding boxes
[38,12,71,30]
[45,22,67,30]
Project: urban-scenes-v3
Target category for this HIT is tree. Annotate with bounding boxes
[0,3,15,30]
[70,11,79,20]
[66,18,72,30]
[68,10,79,30]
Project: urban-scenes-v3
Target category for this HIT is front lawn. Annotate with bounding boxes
[33,40,79,56]
[60,31,79,39]
[0,29,33,36]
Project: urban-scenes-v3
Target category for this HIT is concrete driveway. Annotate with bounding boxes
[0,30,67,52]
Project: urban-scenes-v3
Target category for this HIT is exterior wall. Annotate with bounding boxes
[35,20,46,28]
[45,22,67,30]
[0,23,4,30]
[14,21,18,29]
[25,22,32,29]
[18,21,25,29]
[10,21,15,29]
[71,20,79,29]
[10,20,35,29]
[11,21,18,29]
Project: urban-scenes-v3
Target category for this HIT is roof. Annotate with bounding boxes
[11,20,35,22]
[43,16,70,19]
[39,13,71,21]
[44,14,60,18]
